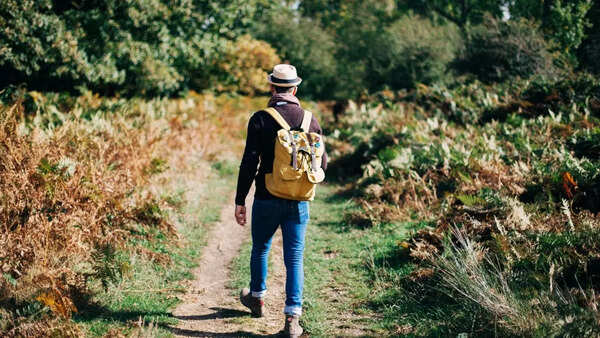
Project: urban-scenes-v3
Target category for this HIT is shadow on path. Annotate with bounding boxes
[168,327,281,338]
[168,307,281,337]
[174,307,248,321]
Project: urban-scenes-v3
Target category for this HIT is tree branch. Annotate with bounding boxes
[426,2,462,26]
[461,0,473,26]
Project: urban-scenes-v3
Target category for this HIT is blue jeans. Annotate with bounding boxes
[250,198,309,316]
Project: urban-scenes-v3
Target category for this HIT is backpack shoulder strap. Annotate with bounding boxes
[301,110,313,132]
[264,107,290,130]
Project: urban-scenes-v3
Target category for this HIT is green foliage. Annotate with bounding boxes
[456,194,485,207]
[534,230,600,269]
[570,128,600,160]
[210,160,237,178]
[253,7,338,99]
[0,0,265,96]
[521,72,600,121]
[524,72,600,102]
[215,35,281,95]
[145,158,169,176]
[14,301,49,320]
[510,0,592,55]
[325,71,600,335]
[2,274,17,287]
[365,15,461,90]
[300,0,399,28]
[577,1,600,74]
[134,200,166,227]
[0,0,79,81]
[262,0,411,98]
[416,81,504,125]
[90,244,127,291]
[459,16,556,82]
[543,0,592,54]
[399,0,505,28]
[3,0,599,98]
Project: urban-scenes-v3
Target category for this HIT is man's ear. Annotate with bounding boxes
[270,85,276,95]
[292,87,297,96]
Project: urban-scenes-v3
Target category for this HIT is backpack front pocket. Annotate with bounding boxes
[279,165,303,181]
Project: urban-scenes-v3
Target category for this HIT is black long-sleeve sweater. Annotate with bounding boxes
[235,93,328,206]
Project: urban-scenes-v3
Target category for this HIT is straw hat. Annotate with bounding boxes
[267,64,302,87]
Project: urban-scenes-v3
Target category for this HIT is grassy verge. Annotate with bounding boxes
[302,184,424,336]
[229,240,252,294]
[75,160,236,336]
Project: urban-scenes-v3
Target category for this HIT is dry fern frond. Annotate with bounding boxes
[0,91,255,329]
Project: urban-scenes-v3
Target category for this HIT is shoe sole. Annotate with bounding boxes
[241,300,263,317]
[240,292,263,317]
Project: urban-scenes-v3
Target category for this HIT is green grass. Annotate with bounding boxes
[229,239,252,293]
[302,185,446,336]
[75,161,236,336]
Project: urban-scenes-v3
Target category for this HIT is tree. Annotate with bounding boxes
[509,0,592,54]
[397,0,505,30]
[457,16,555,82]
[0,0,268,96]
[577,0,600,73]
[365,15,461,90]
[252,6,338,99]
[299,0,398,29]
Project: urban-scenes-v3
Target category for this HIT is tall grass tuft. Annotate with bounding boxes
[432,226,533,334]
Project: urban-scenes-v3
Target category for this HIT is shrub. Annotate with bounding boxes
[578,32,600,75]
[524,72,600,103]
[578,2,600,75]
[459,16,556,83]
[570,128,600,160]
[0,96,178,329]
[216,35,281,96]
[543,0,592,54]
[366,15,462,90]
[326,69,600,335]
[0,89,257,334]
[0,0,264,97]
[415,82,506,125]
[521,73,600,119]
[253,9,338,100]
[0,0,89,91]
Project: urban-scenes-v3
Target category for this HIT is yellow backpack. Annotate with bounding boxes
[264,107,325,201]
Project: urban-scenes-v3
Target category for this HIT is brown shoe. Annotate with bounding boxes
[283,314,303,338]
[240,288,264,317]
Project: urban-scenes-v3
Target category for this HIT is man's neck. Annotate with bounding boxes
[268,92,300,107]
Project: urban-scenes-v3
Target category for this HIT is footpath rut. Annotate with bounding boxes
[170,191,288,337]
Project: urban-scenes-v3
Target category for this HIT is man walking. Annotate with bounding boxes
[234,64,327,337]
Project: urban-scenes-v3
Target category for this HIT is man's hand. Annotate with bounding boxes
[235,205,247,226]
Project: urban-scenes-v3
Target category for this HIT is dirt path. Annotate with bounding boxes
[170,192,288,337]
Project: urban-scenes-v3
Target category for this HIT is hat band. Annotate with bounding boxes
[270,76,299,84]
